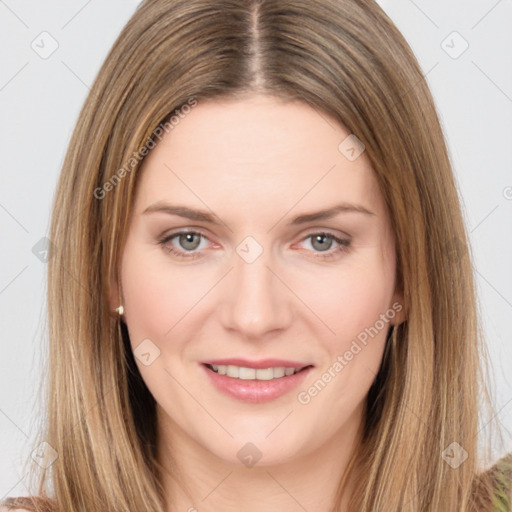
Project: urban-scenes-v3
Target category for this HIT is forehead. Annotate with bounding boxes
[135,95,384,219]
[148,95,352,167]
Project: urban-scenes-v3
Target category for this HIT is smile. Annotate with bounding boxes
[206,364,309,380]
[201,361,313,403]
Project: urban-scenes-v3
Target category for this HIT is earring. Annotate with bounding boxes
[115,305,124,316]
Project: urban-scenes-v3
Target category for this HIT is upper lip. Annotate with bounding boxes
[201,358,313,369]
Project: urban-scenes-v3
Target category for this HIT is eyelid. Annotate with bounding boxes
[157,228,215,249]
[299,227,352,241]
[157,227,352,260]
[157,227,351,245]
[158,227,214,243]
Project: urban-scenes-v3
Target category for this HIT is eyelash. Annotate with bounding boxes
[157,230,351,261]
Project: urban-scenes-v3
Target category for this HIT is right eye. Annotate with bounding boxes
[158,230,211,260]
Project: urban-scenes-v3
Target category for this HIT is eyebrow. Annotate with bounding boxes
[142,201,375,225]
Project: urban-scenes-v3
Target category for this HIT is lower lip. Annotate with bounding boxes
[201,364,313,403]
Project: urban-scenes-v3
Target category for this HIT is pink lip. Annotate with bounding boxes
[201,358,311,369]
[200,362,313,404]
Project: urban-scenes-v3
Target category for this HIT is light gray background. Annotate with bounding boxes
[1,0,511,499]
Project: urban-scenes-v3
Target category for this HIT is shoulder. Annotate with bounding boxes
[488,453,512,512]
[0,496,48,512]
[0,496,56,512]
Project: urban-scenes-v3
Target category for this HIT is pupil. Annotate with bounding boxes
[181,233,200,250]
[313,234,331,251]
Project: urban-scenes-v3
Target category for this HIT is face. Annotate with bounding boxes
[112,94,404,467]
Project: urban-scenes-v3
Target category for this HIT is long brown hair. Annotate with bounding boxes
[2,0,508,510]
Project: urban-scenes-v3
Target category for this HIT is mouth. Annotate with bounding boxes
[204,363,313,380]
[200,359,314,403]
[200,359,314,404]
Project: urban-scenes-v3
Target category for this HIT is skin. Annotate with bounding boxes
[111,94,404,512]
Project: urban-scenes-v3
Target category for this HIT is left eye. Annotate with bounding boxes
[158,231,351,260]
[297,232,351,259]
[303,233,338,252]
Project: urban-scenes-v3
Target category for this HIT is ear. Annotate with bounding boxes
[109,272,121,313]
[389,286,406,326]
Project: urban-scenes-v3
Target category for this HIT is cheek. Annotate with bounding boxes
[119,242,206,396]
[305,258,395,347]
[295,249,396,409]
[296,264,393,413]
[120,241,207,344]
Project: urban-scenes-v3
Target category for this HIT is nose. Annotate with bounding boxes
[219,246,293,339]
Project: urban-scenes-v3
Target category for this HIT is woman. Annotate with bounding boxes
[2,0,511,510]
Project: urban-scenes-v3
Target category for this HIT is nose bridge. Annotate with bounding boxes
[220,241,292,337]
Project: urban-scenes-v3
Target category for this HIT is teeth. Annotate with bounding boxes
[226,365,239,378]
[209,364,304,380]
[273,367,285,378]
[238,367,256,379]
